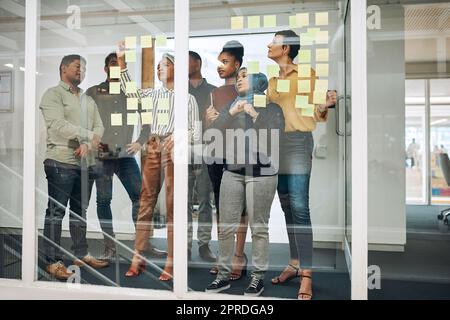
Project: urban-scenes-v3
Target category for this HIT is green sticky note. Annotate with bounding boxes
[127,113,139,125]
[313,91,327,105]
[298,64,312,77]
[141,97,153,110]
[315,79,329,91]
[316,48,329,62]
[316,64,329,77]
[155,34,167,47]
[141,35,153,48]
[248,16,261,29]
[248,61,260,74]
[125,36,136,49]
[109,82,120,94]
[125,50,136,63]
[126,82,137,95]
[277,79,290,93]
[267,65,280,79]
[298,80,311,93]
[298,50,311,63]
[295,95,309,109]
[315,12,329,26]
[300,33,313,46]
[109,66,120,79]
[301,106,315,117]
[141,112,153,125]
[289,15,297,28]
[231,16,244,30]
[158,97,170,110]
[127,98,138,110]
[111,113,122,126]
[254,95,266,108]
[158,112,170,125]
[316,31,329,45]
[296,13,309,27]
[263,15,277,28]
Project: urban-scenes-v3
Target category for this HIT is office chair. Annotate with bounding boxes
[438,153,450,225]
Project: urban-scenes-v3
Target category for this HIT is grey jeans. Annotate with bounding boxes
[188,163,214,249]
[217,171,278,280]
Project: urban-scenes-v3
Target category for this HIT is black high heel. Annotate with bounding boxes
[230,253,248,281]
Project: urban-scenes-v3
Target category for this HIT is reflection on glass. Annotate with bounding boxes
[36,0,174,290]
[0,5,24,280]
[188,0,348,300]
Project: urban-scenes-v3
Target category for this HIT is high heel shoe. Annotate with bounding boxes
[271,264,300,285]
[230,253,248,281]
[125,254,146,277]
[298,273,313,300]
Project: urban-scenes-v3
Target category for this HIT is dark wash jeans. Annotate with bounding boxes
[43,159,94,264]
[95,157,141,238]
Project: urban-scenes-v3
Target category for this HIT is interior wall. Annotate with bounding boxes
[367,4,407,246]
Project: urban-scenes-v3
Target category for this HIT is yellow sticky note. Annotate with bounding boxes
[125,50,136,63]
[158,97,170,110]
[158,113,170,125]
[231,16,244,30]
[277,79,290,93]
[155,34,167,47]
[295,95,309,109]
[300,33,313,46]
[109,82,120,94]
[254,95,266,108]
[316,31,329,45]
[126,82,137,95]
[267,65,280,79]
[289,15,298,29]
[125,36,137,49]
[127,113,138,125]
[298,80,311,93]
[111,114,122,126]
[248,61,260,74]
[296,13,309,27]
[307,28,320,38]
[315,79,329,91]
[141,112,153,125]
[141,35,153,48]
[248,16,261,29]
[316,12,329,26]
[301,106,315,117]
[127,98,138,110]
[313,91,327,105]
[298,64,312,77]
[316,48,329,62]
[263,15,277,28]
[298,50,311,63]
[109,66,120,79]
[316,64,329,77]
[142,97,153,110]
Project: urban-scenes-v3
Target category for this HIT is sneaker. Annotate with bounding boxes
[46,261,73,280]
[244,277,264,297]
[205,279,230,293]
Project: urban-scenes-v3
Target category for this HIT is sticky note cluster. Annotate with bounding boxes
[231,15,278,29]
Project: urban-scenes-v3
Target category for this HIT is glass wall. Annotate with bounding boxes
[368,0,450,299]
[35,0,175,290]
[187,0,350,299]
[0,0,25,280]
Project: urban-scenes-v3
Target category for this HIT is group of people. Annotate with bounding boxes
[39,29,337,300]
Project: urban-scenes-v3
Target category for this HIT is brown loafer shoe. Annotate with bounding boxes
[74,254,109,269]
[46,261,73,280]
